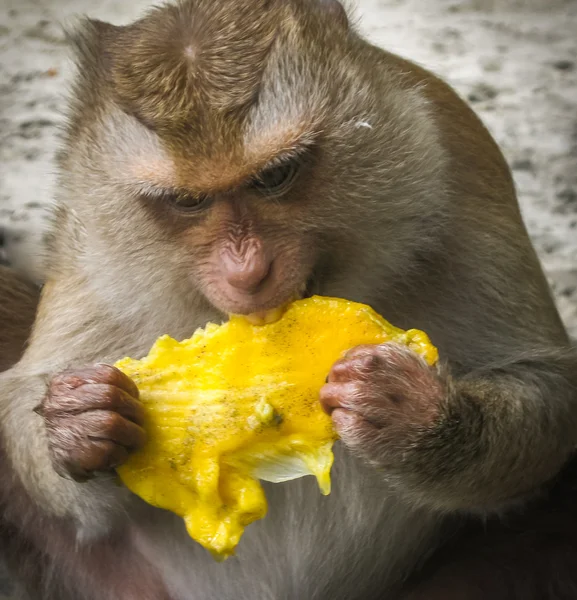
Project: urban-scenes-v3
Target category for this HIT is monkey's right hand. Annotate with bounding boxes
[35,364,146,483]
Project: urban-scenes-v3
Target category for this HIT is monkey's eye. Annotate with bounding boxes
[166,191,212,213]
[251,161,300,197]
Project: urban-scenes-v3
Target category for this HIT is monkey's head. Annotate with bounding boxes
[57,0,446,326]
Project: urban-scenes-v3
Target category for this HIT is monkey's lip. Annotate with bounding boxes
[243,306,288,325]
[237,293,301,325]
[235,279,315,326]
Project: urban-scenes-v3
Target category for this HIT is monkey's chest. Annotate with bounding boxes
[133,448,441,600]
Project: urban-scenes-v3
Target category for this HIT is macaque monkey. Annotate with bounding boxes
[0,265,40,372]
[1,0,577,598]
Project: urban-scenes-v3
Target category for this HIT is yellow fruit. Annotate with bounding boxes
[115,296,438,559]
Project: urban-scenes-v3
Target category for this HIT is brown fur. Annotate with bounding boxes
[0,446,170,600]
[401,458,577,600]
[0,265,40,372]
[1,1,577,598]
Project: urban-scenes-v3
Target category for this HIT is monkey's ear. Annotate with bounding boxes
[65,18,122,79]
[317,0,349,30]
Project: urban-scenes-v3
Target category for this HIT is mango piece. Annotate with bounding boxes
[115,296,438,559]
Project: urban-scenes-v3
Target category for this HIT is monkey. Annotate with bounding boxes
[1,0,577,598]
[398,454,577,599]
[0,264,40,372]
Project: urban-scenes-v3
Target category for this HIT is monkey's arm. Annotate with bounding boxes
[0,279,143,537]
[0,370,132,537]
[0,265,40,371]
[422,348,577,510]
[322,343,577,513]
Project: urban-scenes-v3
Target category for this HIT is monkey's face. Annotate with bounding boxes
[60,0,449,325]
[145,157,320,318]
[68,103,329,320]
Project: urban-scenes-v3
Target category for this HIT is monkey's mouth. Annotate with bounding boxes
[243,276,317,326]
[302,274,317,299]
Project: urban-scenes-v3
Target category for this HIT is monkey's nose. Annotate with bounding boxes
[220,249,273,293]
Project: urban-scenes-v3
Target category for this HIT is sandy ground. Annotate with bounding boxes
[0,0,576,596]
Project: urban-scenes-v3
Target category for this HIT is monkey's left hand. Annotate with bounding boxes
[320,343,448,466]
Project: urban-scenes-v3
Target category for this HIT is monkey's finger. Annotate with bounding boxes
[51,364,140,399]
[44,384,145,425]
[94,364,140,399]
[82,411,147,450]
[85,384,146,425]
[328,354,378,382]
[328,352,382,383]
[319,382,358,414]
[327,358,353,382]
[331,408,378,445]
[68,440,130,480]
[343,344,379,360]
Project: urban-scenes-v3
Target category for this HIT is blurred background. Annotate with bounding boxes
[0,0,576,596]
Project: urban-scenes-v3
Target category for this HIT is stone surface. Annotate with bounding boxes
[0,0,576,596]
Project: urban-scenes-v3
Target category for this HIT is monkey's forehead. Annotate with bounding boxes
[97,0,354,134]
[92,102,318,194]
[67,0,366,190]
